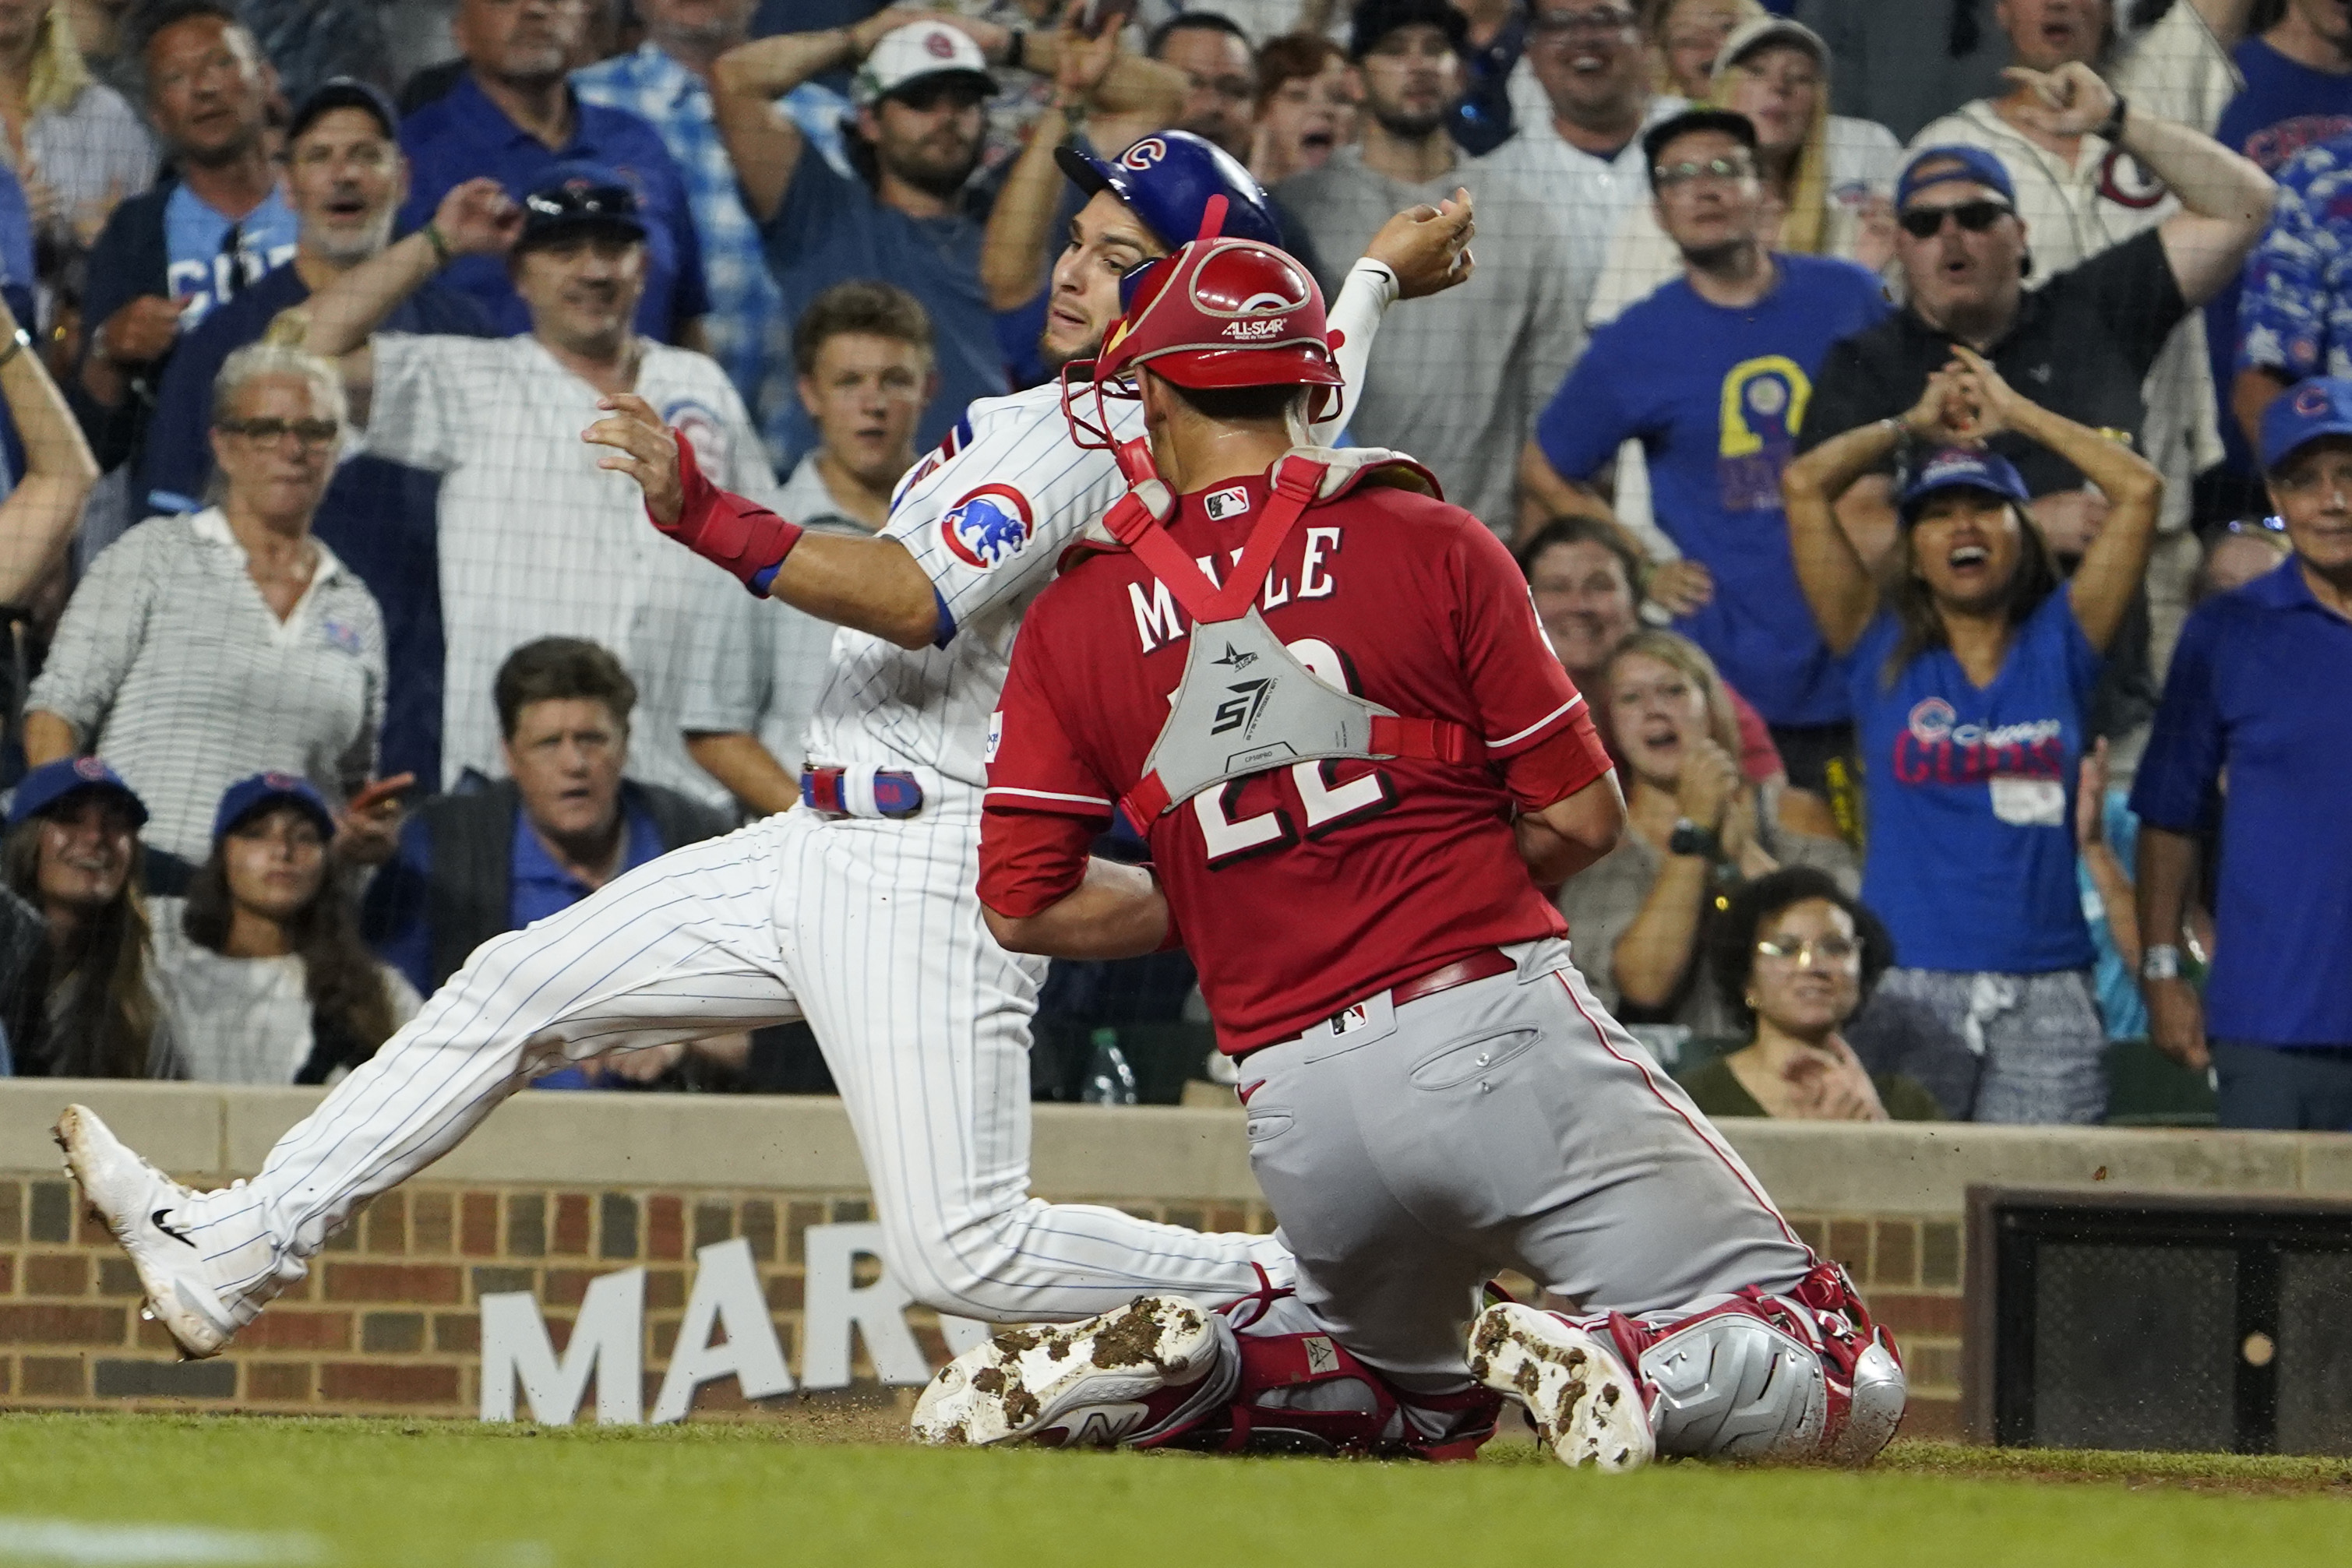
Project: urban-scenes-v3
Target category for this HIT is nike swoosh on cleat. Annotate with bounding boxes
[152,1209,197,1247]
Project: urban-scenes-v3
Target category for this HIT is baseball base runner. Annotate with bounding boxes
[54,135,1476,1361]
[916,234,1909,1468]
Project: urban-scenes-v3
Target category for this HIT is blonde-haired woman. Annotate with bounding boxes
[1643,0,1762,103]
[24,343,399,868]
[0,0,154,257]
[1553,629,1853,1035]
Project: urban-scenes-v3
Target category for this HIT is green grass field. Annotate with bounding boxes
[2,1412,2347,1568]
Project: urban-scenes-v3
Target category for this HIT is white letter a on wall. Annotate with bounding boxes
[652,1238,795,1422]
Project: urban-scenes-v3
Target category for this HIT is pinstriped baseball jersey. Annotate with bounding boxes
[798,382,1145,812]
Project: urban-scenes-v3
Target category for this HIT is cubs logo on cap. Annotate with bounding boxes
[2259,375,2352,472]
[1121,138,1168,171]
[6,756,150,830]
[941,484,1033,570]
[924,26,956,57]
[212,771,337,844]
[1896,446,2030,523]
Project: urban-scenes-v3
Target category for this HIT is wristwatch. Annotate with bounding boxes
[2093,92,2129,144]
[1667,818,1722,860]
[2140,943,2181,982]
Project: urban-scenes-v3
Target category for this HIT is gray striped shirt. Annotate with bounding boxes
[27,509,386,861]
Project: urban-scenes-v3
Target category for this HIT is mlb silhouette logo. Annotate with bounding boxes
[941,485,1033,569]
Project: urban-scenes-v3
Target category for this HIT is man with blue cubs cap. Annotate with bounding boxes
[59,106,1478,1462]
[2132,375,2352,1130]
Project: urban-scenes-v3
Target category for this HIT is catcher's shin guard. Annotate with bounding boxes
[1585,1260,1906,1463]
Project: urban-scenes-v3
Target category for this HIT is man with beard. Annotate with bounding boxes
[1478,0,1688,329]
[139,79,496,790]
[1275,0,1582,532]
[397,0,709,346]
[714,15,1006,463]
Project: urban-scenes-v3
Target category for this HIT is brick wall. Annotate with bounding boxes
[0,1172,1962,1436]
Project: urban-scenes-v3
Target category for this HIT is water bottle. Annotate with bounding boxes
[1081,1027,1139,1105]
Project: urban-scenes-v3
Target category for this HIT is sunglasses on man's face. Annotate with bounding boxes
[1898,199,2013,239]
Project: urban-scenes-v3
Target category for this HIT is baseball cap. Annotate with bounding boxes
[7,756,149,830]
[853,21,995,108]
[517,162,647,252]
[1349,0,1469,59]
[1896,144,2017,212]
[212,772,337,844]
[1097,236,1342,395]
[287,75,398,144]
[1711,15,1828,89]
[2259,375,2352,471]
[1056,130,1282,249]
[1898,446,2031,523]
[1641,107,1760,189]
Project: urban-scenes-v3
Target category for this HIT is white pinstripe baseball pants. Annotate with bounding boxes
[223,808,1289,1320]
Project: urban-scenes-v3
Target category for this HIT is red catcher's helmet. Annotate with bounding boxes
[1065,236,1345,453]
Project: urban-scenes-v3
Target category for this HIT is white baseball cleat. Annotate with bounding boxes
[1469,1302,1656,1473]
[912,1295,1238,1448]
[53,1105,247,1360]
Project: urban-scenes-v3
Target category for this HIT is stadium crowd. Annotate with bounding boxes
[0,0,2347,1132]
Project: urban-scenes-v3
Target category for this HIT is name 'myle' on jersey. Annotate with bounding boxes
[979,469,1613,1052]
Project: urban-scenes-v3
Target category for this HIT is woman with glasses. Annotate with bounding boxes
[1676,866,1941,1121]
[1552,629,1853,1034]
[23,343,400,868]
[149,773,418,1084]
[1782,346,2162,1124]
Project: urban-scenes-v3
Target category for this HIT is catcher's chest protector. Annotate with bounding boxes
[1113,452,1480,826]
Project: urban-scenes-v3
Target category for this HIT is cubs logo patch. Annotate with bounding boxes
[323,617,364,656]
[1120,136,1168,171]
[1204,484,1249,521]
[72,756,110,781]
[941,484,1033,569]
[661,399,727,473]
[2293,382,2335,417]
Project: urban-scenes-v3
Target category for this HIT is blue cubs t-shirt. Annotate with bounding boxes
[163,184,297,331]
[1851,585,2101,975]
[2206,37,2352,477]
[1535,254,1889,727]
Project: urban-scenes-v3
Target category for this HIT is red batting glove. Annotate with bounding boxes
[653,427,805,596]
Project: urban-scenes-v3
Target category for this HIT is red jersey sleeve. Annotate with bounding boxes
[1448,520,1611,781]
[978,604,1116,918]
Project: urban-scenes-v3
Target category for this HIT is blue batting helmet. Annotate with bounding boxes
[1055,131,1282,250]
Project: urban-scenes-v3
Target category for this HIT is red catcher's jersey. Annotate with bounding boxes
[982,470,1610,1052]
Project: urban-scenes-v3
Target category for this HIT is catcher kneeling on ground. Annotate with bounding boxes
[917,231,1907,1469]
